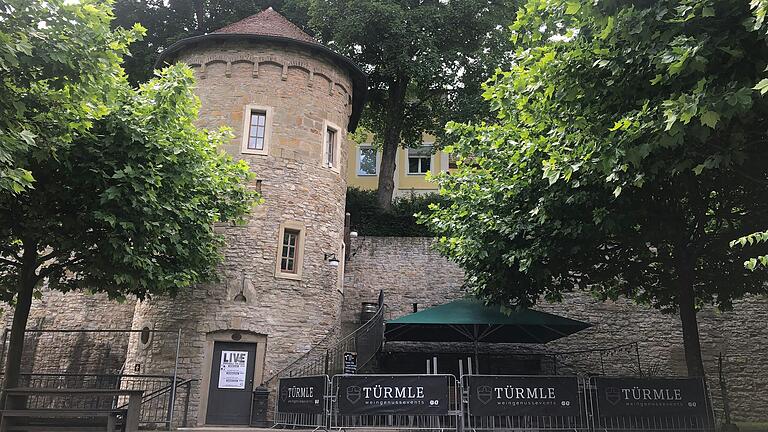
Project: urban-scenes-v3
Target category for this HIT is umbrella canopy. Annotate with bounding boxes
[385,299,591,344]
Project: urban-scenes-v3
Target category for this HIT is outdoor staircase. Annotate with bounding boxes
[265,290,385,381]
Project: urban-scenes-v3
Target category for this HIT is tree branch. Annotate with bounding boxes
[0,257,21,268]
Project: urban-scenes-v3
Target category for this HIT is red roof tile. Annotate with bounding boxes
[213,7,318,45]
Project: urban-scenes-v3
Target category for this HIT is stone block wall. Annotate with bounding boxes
[341,236,768,422]
[1,289,136,375]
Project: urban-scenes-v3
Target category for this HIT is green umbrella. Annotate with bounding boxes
[385,299,592,370]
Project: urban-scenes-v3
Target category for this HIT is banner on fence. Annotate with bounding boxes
[277,376,327,414]
[593,377,709,417]
[466,375,581,417]
[336,375,450,415]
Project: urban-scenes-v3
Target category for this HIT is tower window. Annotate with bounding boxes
[247,111,266,151]
[275,221,305,280]
[323,120,342,173]
[280,229,299,273]
[241,104,272,155]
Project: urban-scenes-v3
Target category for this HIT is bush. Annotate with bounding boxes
[345,188,448,237]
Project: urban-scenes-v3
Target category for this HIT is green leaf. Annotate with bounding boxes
[565,1,581,14]
[753,78,768,94]
[600,16,615,40]
[700,111,720,128]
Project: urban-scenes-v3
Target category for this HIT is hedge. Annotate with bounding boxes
[345,187,447,237]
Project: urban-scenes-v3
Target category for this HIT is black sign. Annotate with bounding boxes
[277,376,327,414]
[336,375,450,415]
[467,376,581,417]
[594,377,709,417]
[343,352,357,375]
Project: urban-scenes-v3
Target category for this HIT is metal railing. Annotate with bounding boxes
[269,290,385,381]
[14,372,193,429]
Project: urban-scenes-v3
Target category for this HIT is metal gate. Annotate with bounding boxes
[330,374,460,431]
[461,375,590,432]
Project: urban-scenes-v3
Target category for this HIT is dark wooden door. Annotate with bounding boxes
[206,341,257,425]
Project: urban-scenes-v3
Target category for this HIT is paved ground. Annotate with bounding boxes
[178,428,317,432]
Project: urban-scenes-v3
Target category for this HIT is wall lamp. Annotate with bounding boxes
[324,253,340,267]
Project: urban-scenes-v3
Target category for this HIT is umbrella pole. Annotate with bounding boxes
[473,324,479,374]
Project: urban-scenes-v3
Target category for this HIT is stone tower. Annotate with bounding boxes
[122,8,366,426]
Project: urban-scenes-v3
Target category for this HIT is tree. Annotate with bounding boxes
[112,0,310,84]
[307,0,517,210]
[0,0,142,194]
[423,0,768,377]
[0,2,257,393]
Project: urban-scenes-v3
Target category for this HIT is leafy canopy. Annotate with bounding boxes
[0,0,143,193]
[306,0,517,207]
[424,0,768,311]
[0,62,257,302]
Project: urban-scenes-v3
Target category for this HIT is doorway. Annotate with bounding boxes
[205,341,257,425]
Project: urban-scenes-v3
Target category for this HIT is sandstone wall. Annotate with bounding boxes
[341,236,768,422]
[1,290,136,376]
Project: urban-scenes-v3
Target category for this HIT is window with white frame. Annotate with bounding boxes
[358,146,377,176]
[323,121,341,171]
[326,128,337,167]
[241,105,272,155]
[275,221,305,280]
[407,145,432,174]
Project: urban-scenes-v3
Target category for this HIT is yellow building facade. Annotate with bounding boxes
[345,134,452,196]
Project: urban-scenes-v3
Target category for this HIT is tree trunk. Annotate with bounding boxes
[677,252,706,377]
[193,0,205,33]
[3,241,37,405]
[375,78,409,210]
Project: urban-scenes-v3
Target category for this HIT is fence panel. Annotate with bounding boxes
[330,374,460,431]
[462,374,590,432]
[274,375,331,429]
[588,376,715,432]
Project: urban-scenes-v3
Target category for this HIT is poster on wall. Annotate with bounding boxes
[218,350,248,389]
[467,375,581,417]
[277,376,327,414]
[594,377,709,417]
[336,375,450,415]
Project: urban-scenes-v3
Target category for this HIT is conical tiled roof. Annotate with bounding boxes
[213,7,318,45]
[155,7,367,131]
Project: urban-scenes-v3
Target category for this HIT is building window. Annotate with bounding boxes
[247,111,266,150]
[275,221,305,280]
[408,146,432,175]
[241,105,272,155]
[358,146,377,176]
[322,120,342,172]
[280,229,299,273]
[326,128,337,167]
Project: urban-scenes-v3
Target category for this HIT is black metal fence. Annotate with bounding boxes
[273,373,715,432]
